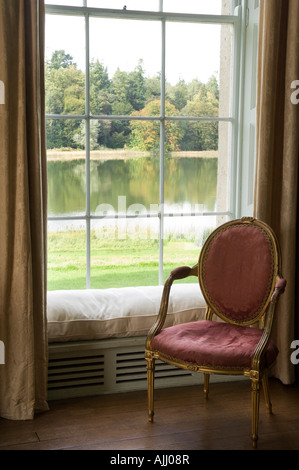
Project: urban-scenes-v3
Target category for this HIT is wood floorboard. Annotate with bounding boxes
[0,378,298,451]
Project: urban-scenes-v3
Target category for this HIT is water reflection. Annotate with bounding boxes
[47,154,218,218]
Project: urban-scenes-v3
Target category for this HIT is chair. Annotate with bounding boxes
[145,217,286,448]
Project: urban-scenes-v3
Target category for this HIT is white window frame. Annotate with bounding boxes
[45,0,256,288]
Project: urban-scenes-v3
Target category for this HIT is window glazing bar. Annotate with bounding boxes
[235,3,247,218]
[45,114,162,121]
[229,5,243,219]
[48,211,233,221]
[46,114,87,119]
[45,5,239,25]
[46,114,234,123]
[46,111,234,120]
[85,10,91,289]
[166,116,234,122]
[91,211,232,219]
[158,17,166,285]
[89,115,163,121]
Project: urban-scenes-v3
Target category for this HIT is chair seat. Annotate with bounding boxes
[151,320,279,370]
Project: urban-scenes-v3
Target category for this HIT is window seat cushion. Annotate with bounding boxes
[47,283,206,342]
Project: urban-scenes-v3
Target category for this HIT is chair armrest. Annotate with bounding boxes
[145,264,198,350]
[171,265,194,280]
[271,278,287,302]
[251,277,286,370]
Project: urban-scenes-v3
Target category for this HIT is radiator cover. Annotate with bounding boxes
[48,336,245,400]
[47,336,204,400]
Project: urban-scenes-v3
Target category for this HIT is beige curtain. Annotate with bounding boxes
[254,0,299,384]
[0,0,48,419]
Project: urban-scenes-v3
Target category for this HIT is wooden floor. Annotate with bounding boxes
[0,378,298,451]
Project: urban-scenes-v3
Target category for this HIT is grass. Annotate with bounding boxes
[47,229,203,290]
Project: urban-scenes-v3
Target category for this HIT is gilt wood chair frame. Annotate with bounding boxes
[145,217,286,448]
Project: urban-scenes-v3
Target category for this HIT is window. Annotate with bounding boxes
[45,0,257,291]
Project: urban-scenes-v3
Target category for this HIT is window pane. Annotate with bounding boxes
[163,121,231,214]
[45,15,85,115]
[90,120,160,214]
[89,18,161,115]
[88,0,159,10]
[46,0,83,5]
[163,0,225,15]
[163,215,218,283]
[215,121,231,214]
[164,151,218,213]
[165,23,233,118]
[47,222,87,290]
[47,120,86,216]
[90,218,159,288]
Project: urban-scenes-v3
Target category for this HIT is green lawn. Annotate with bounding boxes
[47,229,202,290]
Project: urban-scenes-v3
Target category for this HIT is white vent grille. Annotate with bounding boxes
[47,337,204,400]
[116,351,192,385]
[48,352,105,396]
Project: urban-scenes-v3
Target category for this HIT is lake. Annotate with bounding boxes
[47,152,218,222]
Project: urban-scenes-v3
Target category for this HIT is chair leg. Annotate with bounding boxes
[262,372,272,414]
[204,373,210,399]
[251,375,261,449]
[146,356,155,422]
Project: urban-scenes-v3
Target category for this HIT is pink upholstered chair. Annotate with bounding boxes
[145,217,286,448]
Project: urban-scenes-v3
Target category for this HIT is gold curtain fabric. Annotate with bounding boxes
[0,0,48,419]
[254,0,299,384]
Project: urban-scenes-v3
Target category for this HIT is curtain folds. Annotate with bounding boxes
[0,0,48,419]
[254,0,299,384]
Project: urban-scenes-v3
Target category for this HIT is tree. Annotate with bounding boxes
[129,100,182,152]
[187,78,204,101]
[180,99,219,151]
[45,50,220,152]
[110,68,133,114]
[110,61,147,114]
[206,74,219,101]
[109,68,134,148]
[144,74,160,103]
[47,49,75,70]
[178,75,219,151]
[127,60,146,111]
[45,50,85,148]
[73,120,103,150]
[89,60,112,115]
[45,65,85,115]
[167,79,188,111]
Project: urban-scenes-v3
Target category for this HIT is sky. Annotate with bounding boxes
[45,0,225,85]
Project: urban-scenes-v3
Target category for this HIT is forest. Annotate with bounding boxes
[45,50,220,153]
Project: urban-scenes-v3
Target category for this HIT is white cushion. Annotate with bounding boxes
[47,284,206,342]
